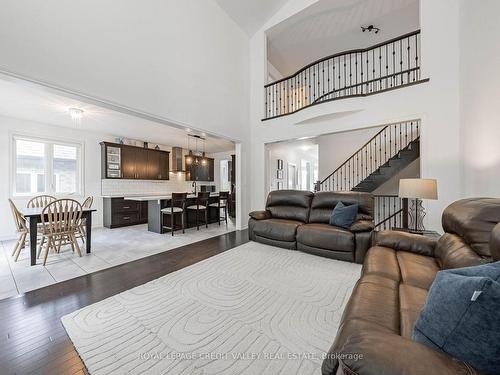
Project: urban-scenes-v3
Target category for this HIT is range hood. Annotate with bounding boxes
[171,147,185,173]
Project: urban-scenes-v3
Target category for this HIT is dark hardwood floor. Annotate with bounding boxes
[0,230,249,375]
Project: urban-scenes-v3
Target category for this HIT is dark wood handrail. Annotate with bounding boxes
[264,30,421,88]
[312,67,420,104]
[320,125,389,184]
[375,209,403,228]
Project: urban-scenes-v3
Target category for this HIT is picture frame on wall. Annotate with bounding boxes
[277,170,284,179]
[277,159,283,170]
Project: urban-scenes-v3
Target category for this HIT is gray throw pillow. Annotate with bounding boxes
[329,202,358,229]
[413,261,500,375]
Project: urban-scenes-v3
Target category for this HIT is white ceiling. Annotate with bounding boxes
[0,78,235,153]
[214,0,289,36]
[267,0,420,76]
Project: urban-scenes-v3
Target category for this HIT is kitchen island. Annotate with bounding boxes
[126,193,222,233]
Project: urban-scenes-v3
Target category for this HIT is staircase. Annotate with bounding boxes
[352,137,419,192]
[319,120,420,228]
[319,120,420,192]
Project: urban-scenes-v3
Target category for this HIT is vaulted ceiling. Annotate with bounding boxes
[267,0,420,77]
[214,0,289,36]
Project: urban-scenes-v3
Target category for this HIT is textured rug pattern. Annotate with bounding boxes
[61,242,361,374]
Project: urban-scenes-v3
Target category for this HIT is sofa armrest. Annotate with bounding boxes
[337,332,481,375]
[249,210,271,220]
[349,220,374,233]
[376,230,437,257]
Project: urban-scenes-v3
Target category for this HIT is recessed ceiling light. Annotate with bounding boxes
[68,108,84,120]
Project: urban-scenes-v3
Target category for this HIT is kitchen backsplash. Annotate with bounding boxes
[101,174,214,197]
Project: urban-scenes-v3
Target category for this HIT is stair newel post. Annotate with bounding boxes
[402,198,409,229]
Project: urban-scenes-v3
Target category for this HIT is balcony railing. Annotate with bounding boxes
[264,30,423,120]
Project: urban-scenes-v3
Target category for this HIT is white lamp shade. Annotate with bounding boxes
[399,179,438,200]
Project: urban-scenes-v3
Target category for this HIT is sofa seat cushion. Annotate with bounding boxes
[340,274,400,333]
[399,284,428,338]
[251,218,303,242]
[297,223,354,252]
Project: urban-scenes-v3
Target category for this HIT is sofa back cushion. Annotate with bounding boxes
[441,198,500,259]
[309,191,373,224]
[435,233,487,269]
[265,190,313,223]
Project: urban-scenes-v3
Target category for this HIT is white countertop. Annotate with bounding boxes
[123,193,219,201]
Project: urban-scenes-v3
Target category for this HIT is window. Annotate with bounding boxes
[13,136,82,196]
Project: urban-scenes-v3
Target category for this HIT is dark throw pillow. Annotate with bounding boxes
[412,261,500,375]
[329,202,358,229]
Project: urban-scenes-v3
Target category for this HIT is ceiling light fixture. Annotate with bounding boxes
[186,134,207,166]
[361,25,380,34]
[68,107,84,120]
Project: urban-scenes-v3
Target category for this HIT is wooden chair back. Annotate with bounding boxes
[8,199,27,233]
[27,195,56,208]
[41,199,82,235]
[82,196,94,208]
[171,193,188,210]
[197,191,210,207]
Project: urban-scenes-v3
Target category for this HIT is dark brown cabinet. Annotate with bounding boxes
[101,142,169,180]
[103,198,148,228]
[185,156,214,181]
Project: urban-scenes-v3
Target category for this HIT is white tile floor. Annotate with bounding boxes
[0,219,236,300]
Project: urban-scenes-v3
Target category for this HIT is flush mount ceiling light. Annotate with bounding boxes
[68,107,84,120]
[361,25,380,34]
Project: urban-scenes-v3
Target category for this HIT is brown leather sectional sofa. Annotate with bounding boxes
[322,197,500,375]
[248,190,374,263]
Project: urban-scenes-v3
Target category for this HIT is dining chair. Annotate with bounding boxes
[75,196,93,244]
[209,191,229,226]
[39,199,83,266]
[8,199,29,261]
[27,195,56,208]
[187,192,210,230]
[161,193,187,236]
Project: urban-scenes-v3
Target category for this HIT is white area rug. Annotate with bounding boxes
[62,241,361,375]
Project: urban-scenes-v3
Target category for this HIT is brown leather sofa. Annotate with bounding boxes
[248,190,374,263]
[322,197,500,375]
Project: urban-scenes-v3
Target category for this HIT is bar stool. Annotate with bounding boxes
[187,192,210,230]
[161,193,187,236]
[209,191,229,226]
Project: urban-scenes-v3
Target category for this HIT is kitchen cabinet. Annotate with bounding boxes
[185,156,214,181]
[100,142,169,180]
[103,198,148,228]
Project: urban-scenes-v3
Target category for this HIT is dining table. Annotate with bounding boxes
[20,207,97,266]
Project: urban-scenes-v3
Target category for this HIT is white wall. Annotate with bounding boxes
[459,0,500,197]
[0,0,249,143]
[317,126,383,181]
[0,0,251,230]
[249,0,462,231]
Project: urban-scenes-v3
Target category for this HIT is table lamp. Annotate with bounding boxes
[399,178,438,232]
